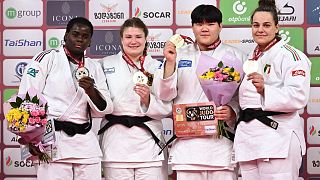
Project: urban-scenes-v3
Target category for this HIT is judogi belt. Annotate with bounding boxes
[54,106,92,136]
[98,114,165,153]
[236,108,287,130]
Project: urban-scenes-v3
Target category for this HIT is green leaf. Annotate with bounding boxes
[10,102,18,108]
[32,95,39,104]
[230,67,235,72]
[218,61,223,68]
[16,97,23,106]
[25,92,31,101]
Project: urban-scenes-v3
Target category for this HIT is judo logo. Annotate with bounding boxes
[27,68,39,77]
[186,107,199,121]
[279,30,291,44]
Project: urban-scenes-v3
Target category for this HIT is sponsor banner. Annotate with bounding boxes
[89,30,121,57]
[307,87,320,114]
[279,27,304,52]
[46,29,65,50]
[310,57,320,85]
[3,59,31,86]
[3,0,43,27]
[220,27,255,56]
[220,0,257,25]
[307,147,320,174]
[307,117,320,145]
[89,0,129,26]
[3,29,43,57]
[175,0,217,26]
[3,119,20,146]
[277,0,304,25]
[3,148,36,175]
[132,0,173,26]
[307,27,320,55]
[46,0,85,26]
[147,29,172,56]
[161,118,174,142]
[307,0,320,24]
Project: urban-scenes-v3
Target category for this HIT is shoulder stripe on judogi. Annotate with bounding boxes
[283,45,301,61]
[34,49,57,63]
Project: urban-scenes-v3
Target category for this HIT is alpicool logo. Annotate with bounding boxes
[233,1,247,15]
[6,7,17,19]
[48,37,60,48]
[134,7,141,17]
[6,156,13,166]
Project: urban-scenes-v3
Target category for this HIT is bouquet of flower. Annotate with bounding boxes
[197,52,244,139]
[4,89,51,163]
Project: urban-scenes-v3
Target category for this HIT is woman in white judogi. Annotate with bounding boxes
[99,18,171,180]
[19,17,113,180]
[234,1,311,179]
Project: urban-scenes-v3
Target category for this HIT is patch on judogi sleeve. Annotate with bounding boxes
[27,67,39,77]
[104,67,115,74]
[178,60,192,68]
[292,70,306,77]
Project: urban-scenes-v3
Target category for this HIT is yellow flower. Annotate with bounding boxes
[206,71,215,78]
[234,75,241,82]
[223,67,230,73]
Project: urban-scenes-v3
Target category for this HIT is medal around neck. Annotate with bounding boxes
[169,34,185,48]
[133,71,148,85]
[243,60,259,74]
[75,67,90,80]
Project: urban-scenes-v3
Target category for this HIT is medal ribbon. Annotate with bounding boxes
[251,38,278,61]
[122,53,149,76]
[207,38,221,50]
[180,34,195,44]
[64,46,84,68]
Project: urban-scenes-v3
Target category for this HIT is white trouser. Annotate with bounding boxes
[176,169,237,180]
[103,166,163,180]
[36,162,101,180]
[239,133,302,180]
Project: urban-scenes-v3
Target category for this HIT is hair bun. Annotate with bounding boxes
[258,0,276,8]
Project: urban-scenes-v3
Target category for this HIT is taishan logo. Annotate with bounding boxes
[4,39,42,47]
[6,7,17,19]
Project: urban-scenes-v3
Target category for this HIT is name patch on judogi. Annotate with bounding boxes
[178,60,192,68]
[292,70,305,77]
[104,67,115,74]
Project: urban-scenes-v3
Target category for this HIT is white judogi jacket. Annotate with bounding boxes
[19,46,113,163]
[100,52,172,168]
[234,39,311,162]
[153,43,246,170]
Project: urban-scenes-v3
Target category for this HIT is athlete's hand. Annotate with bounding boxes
[163,41,177,63]
[134,83,150,107]
[78,76,95,95]
[247,72,265,95]
[214,105,236,125]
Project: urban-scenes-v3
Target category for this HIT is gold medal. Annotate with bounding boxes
[169,34,185,48]
[133,71,148,85]
[243,60,258,74]
[75,67,90,80]
[147,73,154,86]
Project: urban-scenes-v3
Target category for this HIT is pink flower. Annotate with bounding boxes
[41,118,48,126]
[39,109,46,116]
[35,117,41,124]
[29,117,36,125]
[30,110,40,117]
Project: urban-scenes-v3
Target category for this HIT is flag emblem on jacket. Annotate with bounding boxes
[264,64,271,74]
